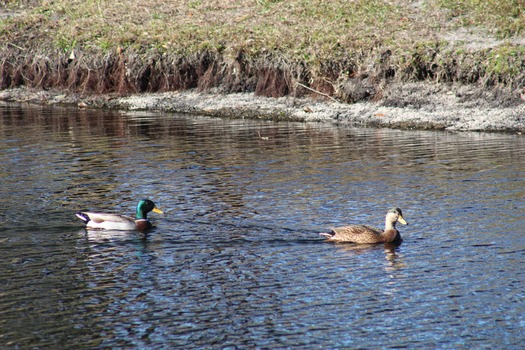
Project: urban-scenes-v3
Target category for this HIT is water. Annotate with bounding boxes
[0,102,524,349]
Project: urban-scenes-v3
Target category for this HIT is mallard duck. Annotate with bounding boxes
[76,199,163,231]
[319,208,408,244]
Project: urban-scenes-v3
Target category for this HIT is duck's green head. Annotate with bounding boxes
[388,207,408,225]
[136,199,163,219]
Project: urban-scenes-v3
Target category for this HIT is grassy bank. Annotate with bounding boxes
[1,0,525,103]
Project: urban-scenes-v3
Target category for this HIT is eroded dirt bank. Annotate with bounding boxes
[1,82,524,132]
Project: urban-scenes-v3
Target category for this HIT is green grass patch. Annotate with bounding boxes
[485,44,525,76]
[3,0,524,55]
[437,0,525,37]
[1,0,421,56]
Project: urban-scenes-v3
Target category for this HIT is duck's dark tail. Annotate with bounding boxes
[75,212,90,224]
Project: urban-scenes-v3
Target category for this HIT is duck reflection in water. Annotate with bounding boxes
[332,242,406,270]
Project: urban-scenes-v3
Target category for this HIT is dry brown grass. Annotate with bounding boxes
[1,0,525,100]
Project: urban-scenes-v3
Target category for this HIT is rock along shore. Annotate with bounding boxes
[1,83,524,133]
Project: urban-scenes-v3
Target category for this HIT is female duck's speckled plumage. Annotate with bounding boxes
[320,208,408,244]
[76,199,163,231]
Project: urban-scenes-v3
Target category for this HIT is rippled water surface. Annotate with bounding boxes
[1,102,524,349]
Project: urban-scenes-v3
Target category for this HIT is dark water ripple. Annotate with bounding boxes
[1,103,524,348]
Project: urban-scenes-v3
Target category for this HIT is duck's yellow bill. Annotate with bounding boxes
[398,216,408,225]
[153,207,164,214]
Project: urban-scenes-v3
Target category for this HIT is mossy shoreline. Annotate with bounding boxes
[1,1,525,131]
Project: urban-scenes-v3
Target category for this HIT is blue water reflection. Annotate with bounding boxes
[0,102,524,348]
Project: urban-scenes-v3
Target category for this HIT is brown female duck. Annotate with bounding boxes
[319,208,408,243]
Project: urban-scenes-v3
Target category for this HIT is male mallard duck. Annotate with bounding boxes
[319,208,408,243]
[76,199,163,231]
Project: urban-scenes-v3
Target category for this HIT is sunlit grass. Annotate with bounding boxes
[1,0,525,94]
[3,0,524,54]
[437,0,525,38]
[1,0,426,56]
